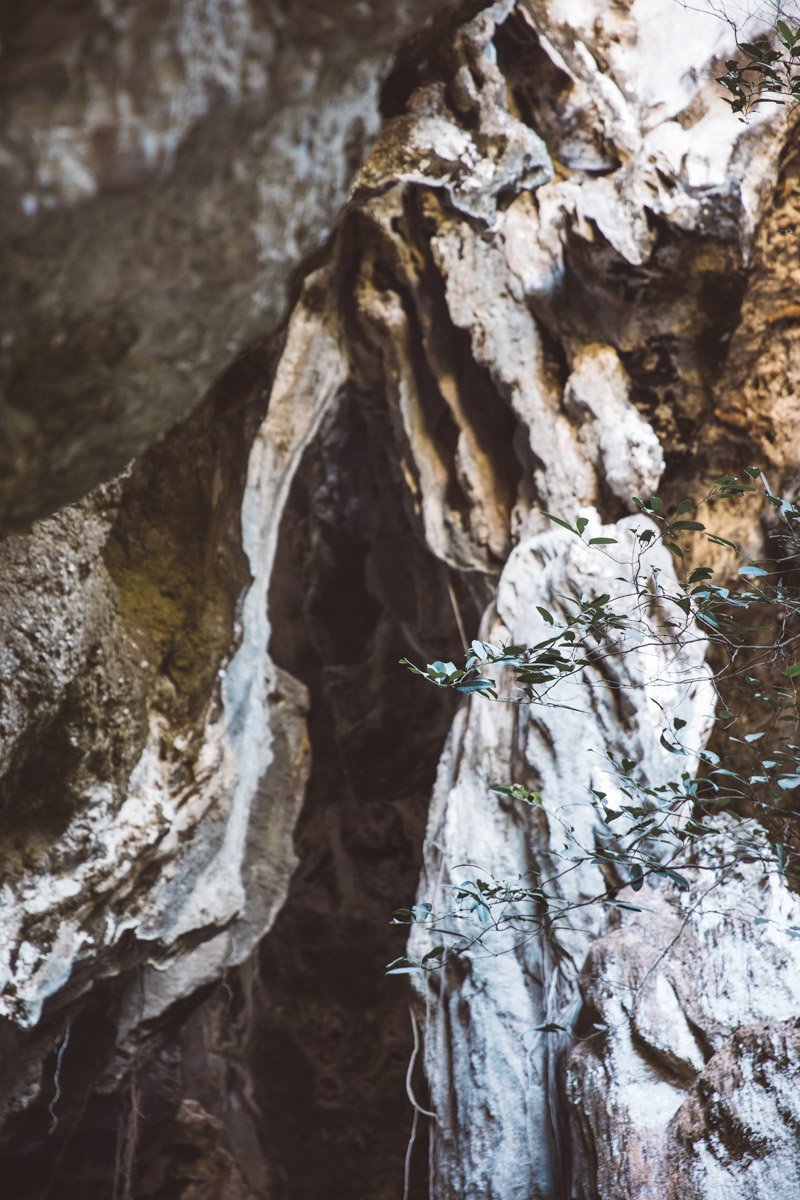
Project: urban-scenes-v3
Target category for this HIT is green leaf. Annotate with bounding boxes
[535,1023,567,1034]
[491,784,542,806]
[784,665,800,677]
[588,537,618,545]
[661,867,691,892]
[455,679,497,695]
[536,606,555,625]
[777,19,795,45]
[422,945,445,963]
[670,520,705,531]
[542,511,576,533]
[385,957,423,975]
[660,730,683,753]
[427,660,458,680]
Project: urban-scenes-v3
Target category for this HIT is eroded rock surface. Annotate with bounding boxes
[564,845,800,1199]
[389,2,800,1197]
[1,0,800,1197]
[0,0,481,532]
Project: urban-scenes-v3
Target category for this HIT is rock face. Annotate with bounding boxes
[1,0,800,1197]
[409,517,717,1200]
[0,0,482,532]
[564,846,800,1199]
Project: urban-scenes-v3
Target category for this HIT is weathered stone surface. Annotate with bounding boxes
[564,843,800,1199]
[0,0,479,533]
[0,259,347,1047]
[388,3,800,1198]
[712,134,800,471]
[2,0,800,1196]
[666,1019,800,1200]
[409,516,716,1200]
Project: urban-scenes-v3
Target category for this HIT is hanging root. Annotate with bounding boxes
[48,1021,72,1136]
[113,1065,142,1200]
[403,1005,437,1200]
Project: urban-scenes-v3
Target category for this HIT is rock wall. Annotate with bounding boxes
[0,0,485,532]
[1,0,799,1197]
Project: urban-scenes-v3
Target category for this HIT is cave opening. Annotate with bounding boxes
[257,384,485,1199]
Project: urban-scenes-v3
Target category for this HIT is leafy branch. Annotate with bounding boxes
[718,20,800,118]
[391,471,800,974]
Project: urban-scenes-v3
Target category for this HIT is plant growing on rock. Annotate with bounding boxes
[391,471,800,973]
[718,15,800,117]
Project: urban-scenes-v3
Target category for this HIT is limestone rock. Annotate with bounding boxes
[666,1020,800,1200]
[563,844,800,1199]
[0,0,476,532]
[409,516,716,1200]
[1,0,800,1196]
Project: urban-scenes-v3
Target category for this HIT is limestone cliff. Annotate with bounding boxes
[1,0,799,1197]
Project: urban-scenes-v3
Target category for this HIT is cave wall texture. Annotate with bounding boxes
[1,0,800,1197]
